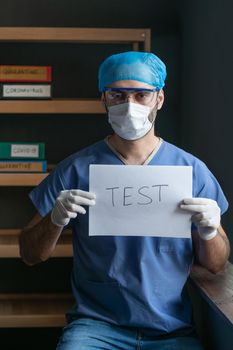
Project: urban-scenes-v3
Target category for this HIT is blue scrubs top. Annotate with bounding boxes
[29,139,228,335]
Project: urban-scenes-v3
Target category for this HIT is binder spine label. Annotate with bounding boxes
[0,65,52,82]
[1,84,51,98]
[11,144,39,158]
[0,160,47,172]
[0,142,45,159]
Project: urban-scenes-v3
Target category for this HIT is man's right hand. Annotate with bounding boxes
[51,190,96,227]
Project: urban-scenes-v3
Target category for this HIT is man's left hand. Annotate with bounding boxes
[180,197,221,240]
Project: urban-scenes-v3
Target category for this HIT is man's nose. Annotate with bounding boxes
[125,93,134,102]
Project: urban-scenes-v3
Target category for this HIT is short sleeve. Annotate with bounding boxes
[192,160,229,215]
[29,164,68,217]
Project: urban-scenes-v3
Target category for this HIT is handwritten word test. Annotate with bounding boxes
[106,184,169,207]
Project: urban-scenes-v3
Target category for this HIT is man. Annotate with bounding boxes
[20,51,230,350]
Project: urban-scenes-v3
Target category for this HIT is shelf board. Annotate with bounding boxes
[0,292,74,327]
[0,164,55,186]
[0,229,72,258]
[0,173,49,186]
[0,98,105,114]
[0,27,151,51]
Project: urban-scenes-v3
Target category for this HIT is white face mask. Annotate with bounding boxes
[108,102,153,140]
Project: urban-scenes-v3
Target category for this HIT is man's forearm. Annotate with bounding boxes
[194,226,230,273]
[19,213,63,265]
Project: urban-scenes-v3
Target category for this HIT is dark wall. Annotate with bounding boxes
[179,0,233,259]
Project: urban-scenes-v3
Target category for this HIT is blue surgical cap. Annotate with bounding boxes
[98,51,166,92]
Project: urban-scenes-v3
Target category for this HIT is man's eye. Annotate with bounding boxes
[114,93,123,99]
[108,92,122,100]
[137,92,151,99]
[137,93,147,98]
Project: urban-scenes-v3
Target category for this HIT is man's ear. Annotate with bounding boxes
[157,89,165,110]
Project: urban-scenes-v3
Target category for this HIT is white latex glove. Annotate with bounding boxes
[51,189,96,227]
[180,198,221,240]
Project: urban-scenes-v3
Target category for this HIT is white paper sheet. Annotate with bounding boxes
[89,165,192,238]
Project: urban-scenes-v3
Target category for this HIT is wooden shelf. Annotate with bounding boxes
[0,293,74,327]
[190,262,233,325]
[0,164,56,186]
[0,229,72,258]
[0,99,105,114]
[0,173,48,186]
[0,27,151,51]
[0,27,151,332]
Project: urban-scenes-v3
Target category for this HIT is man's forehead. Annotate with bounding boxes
[107,80,155,89]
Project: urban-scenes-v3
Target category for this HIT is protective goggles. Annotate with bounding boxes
[103,87,159,105]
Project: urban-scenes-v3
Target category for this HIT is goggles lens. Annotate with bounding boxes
[104,87,159,105]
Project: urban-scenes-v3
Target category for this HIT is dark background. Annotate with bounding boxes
[0,0,232,349]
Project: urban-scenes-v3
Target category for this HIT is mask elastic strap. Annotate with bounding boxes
[149,96,160,125]
[102,93,109,113]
